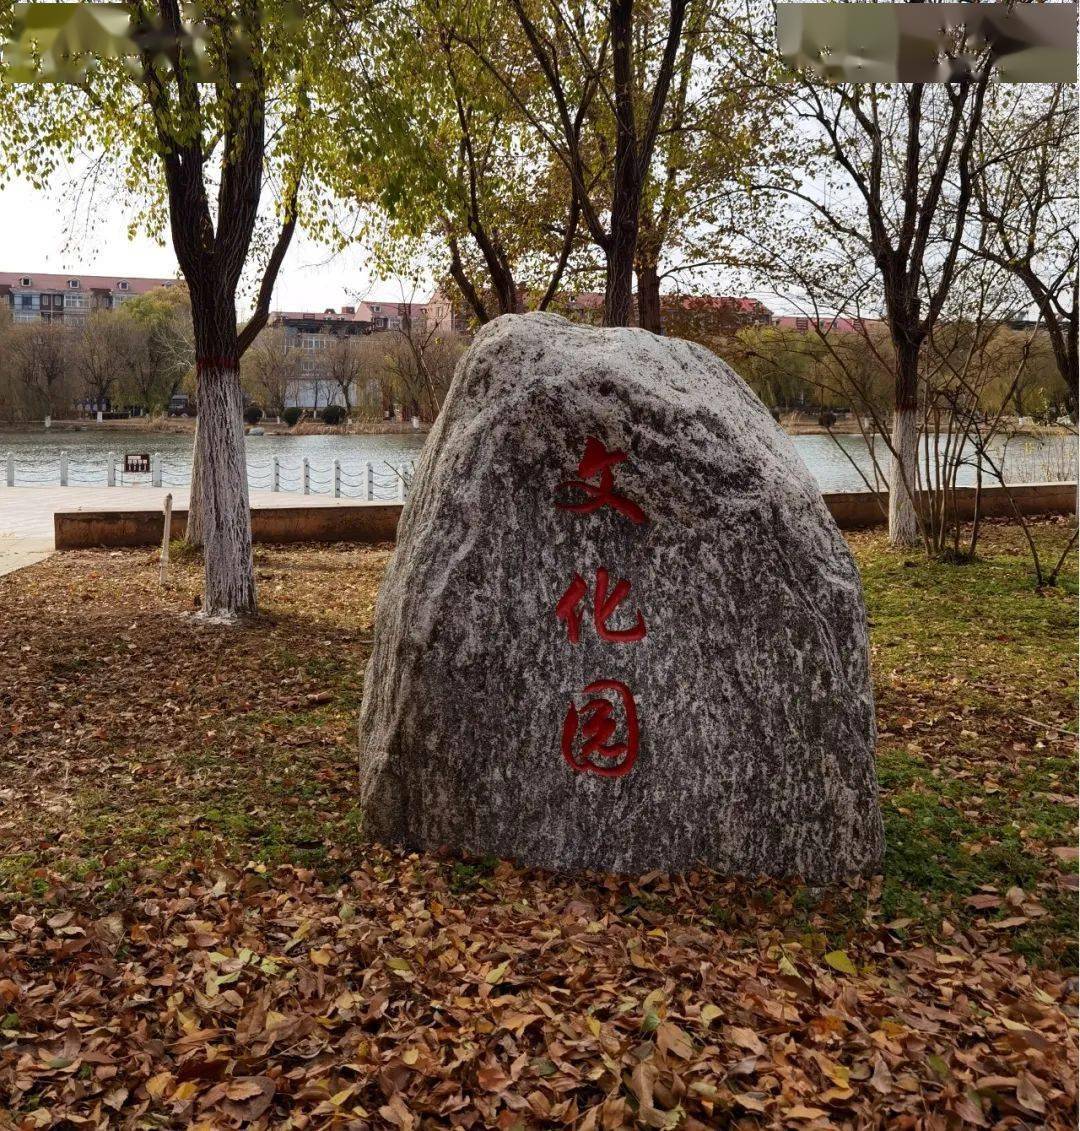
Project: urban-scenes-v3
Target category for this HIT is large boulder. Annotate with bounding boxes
[358,313,883,881]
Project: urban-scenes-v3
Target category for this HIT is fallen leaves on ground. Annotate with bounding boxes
[1,854,1076,1127]
[0,525,1075,1128]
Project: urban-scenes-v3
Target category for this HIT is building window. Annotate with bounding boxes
[795,317,809,332]
[67,293,88,310]
[67,279,80,289]
[117,280,129,291]
[41,294,52,308]
[19,295,32,308]
[19,276,31,287]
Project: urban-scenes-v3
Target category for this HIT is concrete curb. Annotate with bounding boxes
[50,482,1078,550]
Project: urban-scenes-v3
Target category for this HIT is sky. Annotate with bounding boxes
[0,164,790,317]
[0,171,433,316]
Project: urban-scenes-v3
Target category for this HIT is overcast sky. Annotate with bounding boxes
[0,164,790,316]
[0,171,430,315]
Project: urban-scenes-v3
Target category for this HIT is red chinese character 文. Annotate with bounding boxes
[555,568,646,644]
[555,436,646,525]
[561,679,639,777]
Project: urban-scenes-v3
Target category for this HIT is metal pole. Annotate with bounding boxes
[302,457,310,495]
[152,452,162,487]
[366,461,374,501]
[333,458,341,498]
[272,455,280,492]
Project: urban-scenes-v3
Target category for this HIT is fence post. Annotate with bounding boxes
[60,450,69,486]
[152,452,162,487]
[333,459,341,498]
[5,452,12,487]
[302,457,310,495]
[397,463,407,501]
[272,455,280,492]
[106,451,115,487]
[366,461,374,501]
[159,493,173,586]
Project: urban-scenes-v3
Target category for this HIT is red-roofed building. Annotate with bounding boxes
[661,295,772,337]
[555,292,772,335]
[772,314,885,335]
[0,270,178,325]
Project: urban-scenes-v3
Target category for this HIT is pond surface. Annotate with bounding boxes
[791,432,1077,492]
[0,427,1074,496]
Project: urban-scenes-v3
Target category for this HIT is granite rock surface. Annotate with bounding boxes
[358,313,883,880]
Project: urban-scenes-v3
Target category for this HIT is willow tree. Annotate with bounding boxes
[0,0,334,618]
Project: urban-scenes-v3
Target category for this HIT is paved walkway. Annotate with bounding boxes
[0,534,53,576]
[0,487,363,575]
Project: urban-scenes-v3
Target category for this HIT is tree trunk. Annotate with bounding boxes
[604,220,637,327]
[636,260,662,334]
[889,346,921,548]
[1055,321,1079,420]
[605,0,639,330]
[197,361,256,619]
[186,416,204,547]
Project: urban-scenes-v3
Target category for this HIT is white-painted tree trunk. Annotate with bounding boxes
[888,404,921,548]
[186,416,205,547]
[196,365,256,619]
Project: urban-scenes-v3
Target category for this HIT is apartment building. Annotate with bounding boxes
[0,270,177,325]
[424,287,471,336]
[356,299,429,333]
[269,300,435,408]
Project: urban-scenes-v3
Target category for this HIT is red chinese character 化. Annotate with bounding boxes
[555,568,646,644]
[561,679,639,777]
[555,436,646,525]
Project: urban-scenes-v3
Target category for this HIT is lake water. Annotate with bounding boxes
[0,427,1074,497]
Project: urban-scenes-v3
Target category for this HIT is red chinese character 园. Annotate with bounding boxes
[561,679,639,777]
[555,436,646,525]
[555,568,646,644]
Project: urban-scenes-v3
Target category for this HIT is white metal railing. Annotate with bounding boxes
[2,450,414,500]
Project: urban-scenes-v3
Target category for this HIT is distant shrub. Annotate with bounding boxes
[243,404,264,425]
[282,407,303,427]
[321,404,347,426]
[818,410,837,428]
